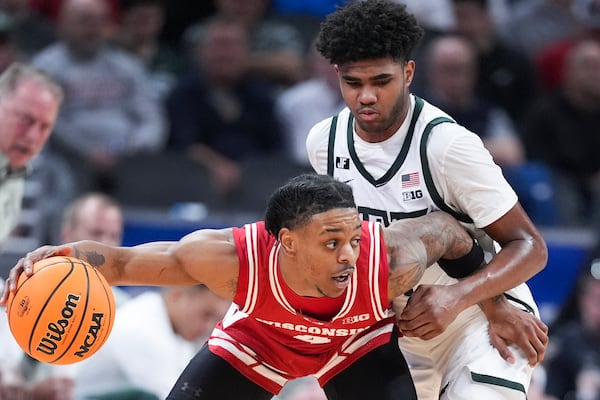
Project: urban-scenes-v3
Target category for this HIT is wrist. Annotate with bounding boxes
[479,294,507,317]
[438,236,485,279]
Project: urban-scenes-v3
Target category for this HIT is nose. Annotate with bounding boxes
[358,86,377,105]
[24,123,47,143]
[338,242,357,265]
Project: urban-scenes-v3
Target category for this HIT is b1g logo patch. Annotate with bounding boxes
[402,190,423,201]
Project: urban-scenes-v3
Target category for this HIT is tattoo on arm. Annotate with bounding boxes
[85,251,106,268]
[72,247,106,268]
[384,212,473,297]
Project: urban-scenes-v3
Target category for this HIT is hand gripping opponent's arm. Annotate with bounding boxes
[392,204,548,366]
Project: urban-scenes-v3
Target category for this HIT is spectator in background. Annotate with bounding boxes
[0,192,128,400]
[0,62,62,251]
[114,0,185,102]
[522,39,600,227]
[0,0,56,60]
[499,0,581,60]
[167,15,283,197]
[184,0,306,88]
[544,261,600,400]
[31,0,167,194]
[534,0,600,91]
[74,284,231,400]
[59,192,123,247]
[423,35,525,167]
[451,0,538,126]
[275,41,344,167]
[0,62,62,400]
[422,34,560,226]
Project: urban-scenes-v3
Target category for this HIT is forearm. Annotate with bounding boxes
[450,235,547,310]
[385,211,475,298]
[69,240,186,287]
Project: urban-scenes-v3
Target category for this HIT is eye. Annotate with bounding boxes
[326,240,338,250]
[14,110,35,127]
[344,80,361,88]
[374,79,391,87]
[351,237,361,248]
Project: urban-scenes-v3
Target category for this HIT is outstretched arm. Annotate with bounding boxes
[1,228,241,304]
[384,211,478,299]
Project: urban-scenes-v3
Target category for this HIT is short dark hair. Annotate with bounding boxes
[316,0,424,65]
[265,174,356,237]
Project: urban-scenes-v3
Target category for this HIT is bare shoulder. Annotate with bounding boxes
[173,227,241,300]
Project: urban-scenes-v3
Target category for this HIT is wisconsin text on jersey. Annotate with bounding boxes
[255,316,370,344]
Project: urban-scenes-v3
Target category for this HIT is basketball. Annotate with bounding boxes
[5,256,116,365]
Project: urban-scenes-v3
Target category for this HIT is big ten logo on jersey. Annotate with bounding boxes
[358,206,428,227]
[402,189,423,201]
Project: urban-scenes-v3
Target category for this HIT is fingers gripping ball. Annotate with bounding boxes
[5,256,116,365]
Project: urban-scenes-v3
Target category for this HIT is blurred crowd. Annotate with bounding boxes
[1,0,600,399]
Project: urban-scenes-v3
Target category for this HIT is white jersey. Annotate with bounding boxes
[307,94,537,399]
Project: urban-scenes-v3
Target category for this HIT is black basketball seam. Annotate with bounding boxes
[91,267,115,346]
[51,259,91,364]
[27,257,76,355]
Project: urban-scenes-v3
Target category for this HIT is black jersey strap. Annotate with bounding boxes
[419,116,473,223]
[326,114,339,176]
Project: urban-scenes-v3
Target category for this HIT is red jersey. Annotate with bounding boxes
[208,221,394,394]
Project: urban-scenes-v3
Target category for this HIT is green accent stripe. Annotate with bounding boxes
[347,97,425,187]
[470,372,526,394]
[419,115,472,223]
[326,115,339,176]
[504,293,536,314]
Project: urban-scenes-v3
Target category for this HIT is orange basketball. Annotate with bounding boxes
[5,256,116,365]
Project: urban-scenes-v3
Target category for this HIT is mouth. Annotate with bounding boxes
[332,267,354,287]
[357,109,378,122]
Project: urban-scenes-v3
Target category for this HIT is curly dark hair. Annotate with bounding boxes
[264,174,356,237]
[316,0,424,65]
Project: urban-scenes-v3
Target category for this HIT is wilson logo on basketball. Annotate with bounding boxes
[74,312,105,358]
[36,293,80,355]
[16,296,30,317]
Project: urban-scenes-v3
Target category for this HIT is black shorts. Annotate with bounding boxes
[166,326,416,400]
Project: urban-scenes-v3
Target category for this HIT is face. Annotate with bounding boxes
[121,4,163,42]
[565,41,600,104]
[0,80,60,169]
[281,208,362,298]
[337,57,414,142]
[60,0,111,58]
[427,38,476,106]
[580,278,600,333]
[198,22,249,84]
[453,1,493,45]
[170,288,231,342]
[62,200,123,246]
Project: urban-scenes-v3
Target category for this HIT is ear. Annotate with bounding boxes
[279,228,296,255]
[404,60,415,86]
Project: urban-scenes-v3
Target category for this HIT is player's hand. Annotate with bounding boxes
[0,245,73,305]
[396,284,464,340]
[482,295,548,366]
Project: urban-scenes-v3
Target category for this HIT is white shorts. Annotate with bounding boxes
[394,269,538,400]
